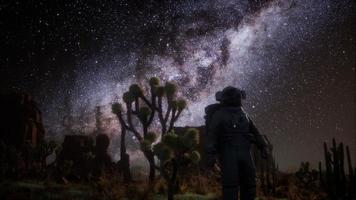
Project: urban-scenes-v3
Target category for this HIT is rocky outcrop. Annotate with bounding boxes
[0,91,45,148]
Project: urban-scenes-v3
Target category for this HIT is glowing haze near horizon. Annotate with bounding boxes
[1,0,355,171]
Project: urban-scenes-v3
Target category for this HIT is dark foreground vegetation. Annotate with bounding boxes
[1,78,355,200]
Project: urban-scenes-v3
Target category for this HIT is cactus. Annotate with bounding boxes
[162,133,179,149]
[111,103,123,114]
[140,140,153,151]
[320,138,355,199]
[138,106,151,124]
[153,143,173,162]
[154,130,200,200]
[129,84,143,97]
[346,146,355,194]
[319,161,324,187]
[165,82,177,98]
[183,128,199,146]
[332,138,341,194]
[112,103,132,182]
[155,86,166,97]
[146,132,158,143]
[123,91,135,104]
[149,77,160,87]
[169,100,178,110]
[339,142,346,195]
[346,146,353,178]
[177,99,187,111]
[112,77,188,186]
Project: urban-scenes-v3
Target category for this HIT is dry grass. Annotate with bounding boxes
[286,176,327,200]
[0,170,330,200]
[179,168,221,197]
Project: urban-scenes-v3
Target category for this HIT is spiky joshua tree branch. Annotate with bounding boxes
[112,77,189,184]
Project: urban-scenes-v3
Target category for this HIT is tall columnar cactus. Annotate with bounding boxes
[339,142,346,194]
[320,138,355,199]
[153,128,200,200]
[346,145,355,194]
[332,139,341,194]
[323,141,332,192]
[112,77,187,183]
[319,161,324,187]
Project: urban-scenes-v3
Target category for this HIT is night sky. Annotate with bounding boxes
[1,0,355,170]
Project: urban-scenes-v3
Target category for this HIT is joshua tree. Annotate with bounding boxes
[112,77,187,183]
[152,129,200,200]
[112,102,132,182]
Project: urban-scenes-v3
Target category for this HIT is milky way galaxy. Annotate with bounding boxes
[1,0,355,170]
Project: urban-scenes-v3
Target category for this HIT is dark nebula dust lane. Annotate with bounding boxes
[1,0,355,170]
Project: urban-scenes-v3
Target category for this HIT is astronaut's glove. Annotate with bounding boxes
[213,163,221,173]
[261,147,269,159]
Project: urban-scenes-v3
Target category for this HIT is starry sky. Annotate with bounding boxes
[1,0,355,170]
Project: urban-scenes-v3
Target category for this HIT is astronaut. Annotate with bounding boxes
[205,86,268,200]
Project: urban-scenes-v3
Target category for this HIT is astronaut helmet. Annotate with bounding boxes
[215,86,246,103]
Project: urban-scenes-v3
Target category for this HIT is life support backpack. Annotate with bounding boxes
[204,103,222,131]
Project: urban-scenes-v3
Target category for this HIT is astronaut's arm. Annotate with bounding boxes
[248,118,267,150]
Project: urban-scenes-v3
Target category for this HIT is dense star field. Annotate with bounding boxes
[1,0,355,170]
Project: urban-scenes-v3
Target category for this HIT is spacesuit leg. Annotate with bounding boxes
[239,153,256,200]
[220,146,239,200]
